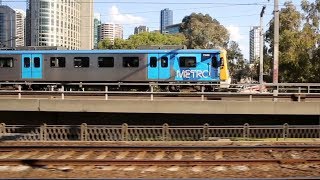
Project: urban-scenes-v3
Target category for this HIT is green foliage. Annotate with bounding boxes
[265,1,320,83]
[98,32,186,49]
[226,41,257,82]
[180,13,230,49]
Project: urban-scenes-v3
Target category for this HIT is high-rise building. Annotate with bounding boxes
[160,8,173,34]
[26,0,93,50]
[80,0,94,50]
[249,26,260,64]
[163,23,181,34]
[94,13,101,49]
[98,23,123,43]
[134,25,149,34]
[0,5,16,48]
[15,9,25,47]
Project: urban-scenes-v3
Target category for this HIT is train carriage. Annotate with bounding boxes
[0,49,231,90]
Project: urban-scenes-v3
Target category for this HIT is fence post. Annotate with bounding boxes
[81,123,88,141]
[18,85,21,99]
[203,123,209,141]
[150,85,154,101]
[105,86,108,100]
[273,90,278,102]
[243,123,250,140]
[298,87,301,102]
[0,123,6,135]
[61,85,65,100]
[201,86,205,101]
[40,123,47,141]
[121,123,128,141]
[283,123,289,140]
[162,123,169,141]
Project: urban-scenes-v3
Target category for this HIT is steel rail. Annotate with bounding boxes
[0,145,320,151]
[1,159,320,166]
[0,178,319,180]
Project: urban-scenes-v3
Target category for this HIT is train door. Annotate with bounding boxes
[21,54,43,79]
[147,54,159,80]
[158,54,170,80]
[147,54,171,80]
[210,53,220,81]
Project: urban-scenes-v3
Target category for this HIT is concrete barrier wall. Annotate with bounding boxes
[0,99,319,115]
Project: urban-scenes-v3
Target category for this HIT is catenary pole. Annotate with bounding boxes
[259,5,266,87]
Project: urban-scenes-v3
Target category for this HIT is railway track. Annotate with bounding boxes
[0,144,320,178]
[2,158,320,166]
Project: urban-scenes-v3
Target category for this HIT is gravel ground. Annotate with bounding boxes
[0,141,320,178]
[0,164,319,178]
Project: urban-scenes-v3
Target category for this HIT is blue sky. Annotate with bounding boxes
[3,0,303,59]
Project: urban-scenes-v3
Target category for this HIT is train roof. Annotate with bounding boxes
[0,49,221,55]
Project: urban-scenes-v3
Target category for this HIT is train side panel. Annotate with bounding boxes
[0,54,21,81]
[43,53,148,82]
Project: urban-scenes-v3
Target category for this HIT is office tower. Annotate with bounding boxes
[26,0,93,50]
[160,8,173,34]
[80,0,94,49]
[134,25,149,34]
[15,9,25,47]
[249,26,260,63]
[163,23,181,34]
[98,23,123,43]
[0,5,16,48]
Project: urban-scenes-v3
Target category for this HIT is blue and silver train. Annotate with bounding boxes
[0,49,231,90]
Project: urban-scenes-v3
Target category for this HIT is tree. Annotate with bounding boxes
[266,2,305,82]
[98,38,112,49]
[98,32,186,49]
[180,13,230,49]
[225,41,257,82]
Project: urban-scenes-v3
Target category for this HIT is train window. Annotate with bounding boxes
[150,57,157,68]
[0,57,14,68]
[98,57,114,67]
[161,57,168,68]
[34,57,40,68]
[24,57,30,68]
[74,57,89,68]
[212,56,219,68]
[220,57,224,66]
[50,57,66,68]
[179,57,196,68]
[123,57,139,68]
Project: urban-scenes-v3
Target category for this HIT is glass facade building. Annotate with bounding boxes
[0,5,16,48]
[160,8,173,34]
[26,0,93,50]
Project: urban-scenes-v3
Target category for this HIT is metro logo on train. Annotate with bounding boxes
[176,70,210,79]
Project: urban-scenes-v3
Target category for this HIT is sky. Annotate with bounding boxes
[2,0,303,59]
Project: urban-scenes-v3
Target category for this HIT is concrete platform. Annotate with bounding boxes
[0,99,319,115]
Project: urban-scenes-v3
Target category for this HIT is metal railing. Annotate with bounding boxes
[0,82,319,102]
[1,123,319,141]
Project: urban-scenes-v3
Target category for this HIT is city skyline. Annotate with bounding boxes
[1,0,301,59]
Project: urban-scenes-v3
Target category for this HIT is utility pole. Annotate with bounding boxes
[260,5,266,87]
[273,0,279,84]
